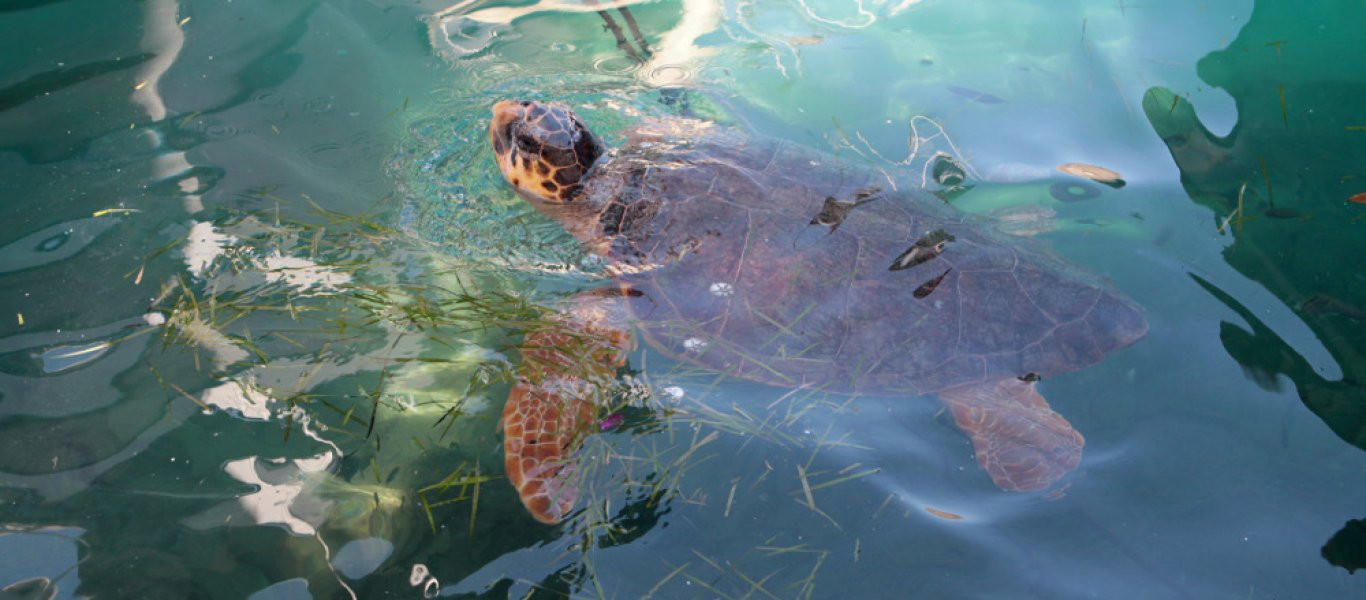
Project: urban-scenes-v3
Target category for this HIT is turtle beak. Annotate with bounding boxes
[490,100,523,147]
[490,101,527,186]
[491,100,524,127]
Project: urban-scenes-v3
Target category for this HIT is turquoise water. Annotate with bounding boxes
[3,0,1366,597]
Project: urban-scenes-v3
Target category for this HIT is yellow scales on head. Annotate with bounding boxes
[489,100,603,204]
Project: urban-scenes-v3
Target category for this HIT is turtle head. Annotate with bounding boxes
[490,100,604,203]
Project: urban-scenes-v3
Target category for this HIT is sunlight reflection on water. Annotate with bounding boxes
[5,0,1366,597]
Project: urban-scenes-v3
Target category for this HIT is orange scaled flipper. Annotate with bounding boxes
[501,294,631,524]
[939,378,1084,492]
[502,377,596,523]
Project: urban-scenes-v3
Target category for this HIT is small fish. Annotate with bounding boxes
[852,186,880,201]
[947,86,1004,104]
[810,187,881,233]
[890,229,955,271]
[913,268,952,299]
[810,198,853,231]
[598,412,625,431]
[1301,294,1366,322]
[1058,162,1125,189]
[1347,192,1366,204]
[1264,207,1301,219]
[925,506,963,520]
[1018,373,1042,383]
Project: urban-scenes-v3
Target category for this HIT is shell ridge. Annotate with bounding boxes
[1010,255,1062,327]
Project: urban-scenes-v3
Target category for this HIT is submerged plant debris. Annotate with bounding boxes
[131,195,876,598]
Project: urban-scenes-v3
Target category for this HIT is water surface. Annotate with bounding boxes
[3,0,1366,598]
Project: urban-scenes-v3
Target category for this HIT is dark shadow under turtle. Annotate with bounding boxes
[487,100,1147,523]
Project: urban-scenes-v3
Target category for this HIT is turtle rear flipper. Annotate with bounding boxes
[502,291,632,524]
[939,379,1084,491]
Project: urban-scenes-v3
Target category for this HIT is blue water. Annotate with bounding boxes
[3,0,1366,598]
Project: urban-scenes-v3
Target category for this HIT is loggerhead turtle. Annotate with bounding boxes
[488,100,1147,523]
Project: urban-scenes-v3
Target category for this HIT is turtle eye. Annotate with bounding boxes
[514,132,540,155]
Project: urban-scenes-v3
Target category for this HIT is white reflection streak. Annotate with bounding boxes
[429,0,720,88]
[182,220,353,291]
[793,0,875,28]
[433,0,643,23]
[183,221,236,277]
[260,252,353,291]
[190,417,344,534]
[201,377,273,420]
[728,0,799,78]
[428,0,656,62]
[641,0,721,87]
[886,0,926,17]
[192,415,357,596]
[222,454,334,536]
[131,0,183,122]
[133,0,205,214]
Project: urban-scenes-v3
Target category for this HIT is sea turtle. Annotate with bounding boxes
[488,100,1147,523]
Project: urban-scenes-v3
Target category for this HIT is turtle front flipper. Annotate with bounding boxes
[502,291,632,524]
[938,379,1084,491]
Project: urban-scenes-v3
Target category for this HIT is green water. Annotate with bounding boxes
[3,0,1366,597]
